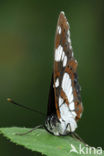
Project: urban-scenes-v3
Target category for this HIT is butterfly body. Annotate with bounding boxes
[44,11,83,136]
[45,115,74,136]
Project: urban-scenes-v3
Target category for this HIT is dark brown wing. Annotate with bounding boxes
[53,11,83,120]
[47,73,56,116]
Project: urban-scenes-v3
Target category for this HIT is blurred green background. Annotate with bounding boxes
[0,0,104,155]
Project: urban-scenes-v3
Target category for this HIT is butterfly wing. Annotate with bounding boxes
[47,73,56,116]
[53,12,83,121]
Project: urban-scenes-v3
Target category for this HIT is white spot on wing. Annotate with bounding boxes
[68,37,71,43]
[57,26,61,34]
[68,86,72,96]
[60,103,73,120]
[69,94,74,103]
[55,78,59,87]
[67,29,73,50]
[61,51,65,60]
[55,45,63,61]
[59,97,77,131]
[71,111,77,117]
[62,73,74,104]
[55,46,67,67]
[67,30,70,36]
[59,102,77,132]
[69,102,75,110]
[63,56,67,67]
[59,73,77,133]
[66,79,71,95]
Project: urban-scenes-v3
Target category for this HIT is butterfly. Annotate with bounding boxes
[7,11,83,137]
[44,11,83,136]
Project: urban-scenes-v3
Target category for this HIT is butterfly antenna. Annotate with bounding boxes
[7,98,45,116]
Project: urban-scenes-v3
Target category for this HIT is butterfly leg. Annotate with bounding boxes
[71,132,88,146]
[16,125,43,136]
[67,123,87,145]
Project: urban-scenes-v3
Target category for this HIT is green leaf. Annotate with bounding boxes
[0,127,103,156]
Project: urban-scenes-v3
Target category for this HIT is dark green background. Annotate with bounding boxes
[0,0,104,155]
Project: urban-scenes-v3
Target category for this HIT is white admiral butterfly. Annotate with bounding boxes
[7,11,83,137]
[44,11,83,136]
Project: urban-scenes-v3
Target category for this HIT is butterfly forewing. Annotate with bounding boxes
[53,12,83,121]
